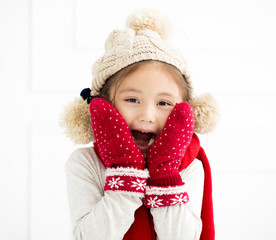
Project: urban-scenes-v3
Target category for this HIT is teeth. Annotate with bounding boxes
[147,138,155,146]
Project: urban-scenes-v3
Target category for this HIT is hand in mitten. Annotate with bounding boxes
[90,98,148,195]
[145,102,194,207]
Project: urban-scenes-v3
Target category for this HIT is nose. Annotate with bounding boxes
[137,104,156,123]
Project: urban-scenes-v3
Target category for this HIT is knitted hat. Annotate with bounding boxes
[91,9,189,96]
[60,9,220,144]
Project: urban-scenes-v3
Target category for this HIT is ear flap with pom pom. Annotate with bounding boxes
[189,93,220,134]
[59,97,94,144]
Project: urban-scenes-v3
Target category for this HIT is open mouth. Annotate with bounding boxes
[131,130,156,149]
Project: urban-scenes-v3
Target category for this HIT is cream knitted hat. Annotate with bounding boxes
[91,8,190,96]
[60,9,220,144]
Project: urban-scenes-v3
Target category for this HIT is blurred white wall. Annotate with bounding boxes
[0,0,276,239]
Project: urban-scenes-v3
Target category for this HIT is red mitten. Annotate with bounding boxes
[90,98,148,196]
[144,102,194,208]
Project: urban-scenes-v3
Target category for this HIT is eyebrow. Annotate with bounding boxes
[118,88,178,100]
[118,88,142,94]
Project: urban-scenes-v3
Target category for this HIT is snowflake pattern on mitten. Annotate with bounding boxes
[144,185,189,208]
[145,102,194,208]
[90,98,148,196]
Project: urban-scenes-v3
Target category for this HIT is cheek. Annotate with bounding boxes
[115,104,133,126]
[159,110,172,129]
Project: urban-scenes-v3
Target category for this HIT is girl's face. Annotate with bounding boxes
[110,62,183,157]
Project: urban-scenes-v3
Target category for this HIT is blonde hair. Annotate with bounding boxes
[94,60,192,103]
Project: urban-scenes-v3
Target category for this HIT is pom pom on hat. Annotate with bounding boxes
[59,97,94,144]
[190,93,220,134]
[126,8,172,40]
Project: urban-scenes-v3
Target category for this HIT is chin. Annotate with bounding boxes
[142,148,150,158]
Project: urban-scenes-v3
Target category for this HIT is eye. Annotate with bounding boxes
[157,101,171,106]
[125,98,139,103]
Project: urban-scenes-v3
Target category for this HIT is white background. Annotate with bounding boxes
[1,0,276,239]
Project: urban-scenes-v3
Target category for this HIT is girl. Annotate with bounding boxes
[61,9,219,240]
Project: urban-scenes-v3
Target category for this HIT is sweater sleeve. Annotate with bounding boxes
[150,159,204,240]
[65,147,143,240]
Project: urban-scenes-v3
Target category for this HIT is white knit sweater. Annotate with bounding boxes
[65,147,204,240]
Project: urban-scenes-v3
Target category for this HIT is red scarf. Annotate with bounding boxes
[95,133,215,240]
